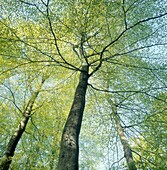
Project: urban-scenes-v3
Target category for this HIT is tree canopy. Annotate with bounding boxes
[0,0,167,169]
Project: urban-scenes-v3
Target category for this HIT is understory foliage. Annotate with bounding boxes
[0,0,167,169]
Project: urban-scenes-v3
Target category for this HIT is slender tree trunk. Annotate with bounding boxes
[111,104,137,170]
[58,65,89,170]
[0,78,46,170]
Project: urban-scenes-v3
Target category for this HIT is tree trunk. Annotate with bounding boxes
[0,78,46,170]
[58,65,89,170]
[112,104,137,170]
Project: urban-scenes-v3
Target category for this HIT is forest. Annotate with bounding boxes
[0,0,167,169]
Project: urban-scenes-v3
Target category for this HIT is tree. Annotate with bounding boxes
[109,100,137,170]
[58,65,89,170]
[0,75,47,169]
[133,93,167,169]
[0,0,167,169]
[0,64,75,169]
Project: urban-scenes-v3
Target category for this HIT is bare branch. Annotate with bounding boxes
[122,0,127,30]
[88,83,167,102]
[18,0,46,15]
[45,1,81,71]
[1,84,22,113]
[101,12,167,55]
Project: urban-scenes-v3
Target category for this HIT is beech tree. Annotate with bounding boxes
[0,76,47,170]
[0,0,167,169]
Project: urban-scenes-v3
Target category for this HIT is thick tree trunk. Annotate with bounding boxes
[112,105,137,170]
[58,65,89,170]
[0,78,46,170]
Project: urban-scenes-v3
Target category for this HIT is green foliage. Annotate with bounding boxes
[0,0,167,169]
[133,93,167,169]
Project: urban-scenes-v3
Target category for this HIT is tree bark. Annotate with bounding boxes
[0,78,46,170]
[58,65,89,170]
[111,104,137,170]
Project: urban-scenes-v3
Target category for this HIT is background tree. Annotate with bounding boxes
[133,93,167,169]
[0,75,47,170]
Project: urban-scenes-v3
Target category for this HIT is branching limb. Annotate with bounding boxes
[1,84,22,113]
[88,83,167,102]
[101,12,167,56]
[18,0,46,15]
[122,0,127,30]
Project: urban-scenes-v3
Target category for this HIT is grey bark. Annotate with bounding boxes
[58,65,89,170]
[111,104,137,170]
[0,78,46,170]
